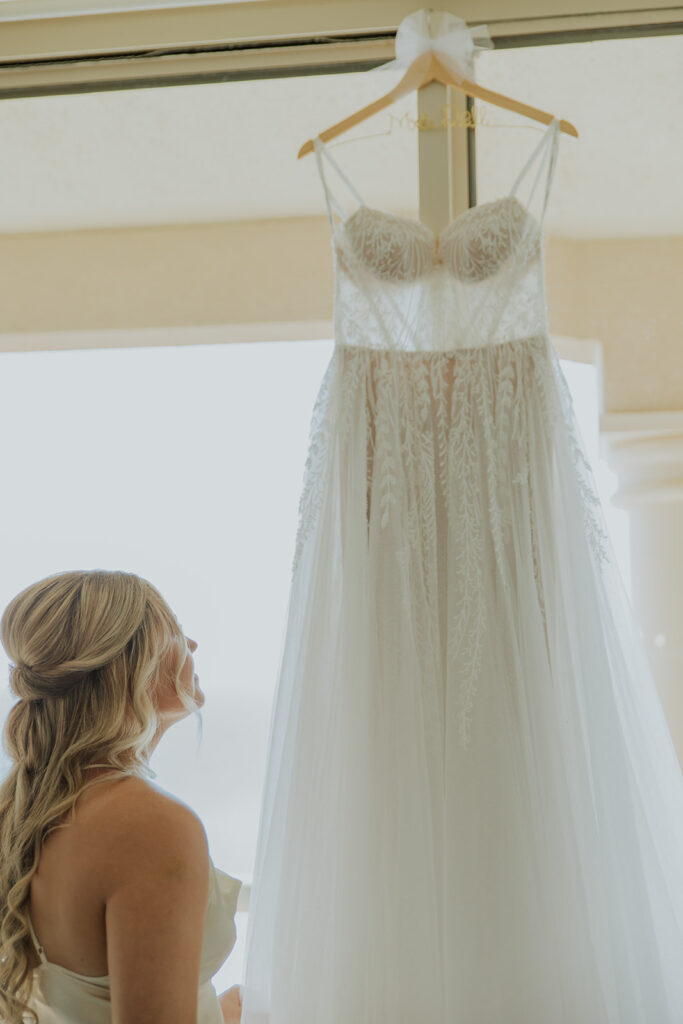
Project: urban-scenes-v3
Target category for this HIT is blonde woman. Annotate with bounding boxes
[0,569,243,1024]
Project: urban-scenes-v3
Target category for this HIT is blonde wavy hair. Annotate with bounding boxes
[0,568,202,1024]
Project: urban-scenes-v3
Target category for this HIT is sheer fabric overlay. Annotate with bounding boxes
[241,119,683,1023]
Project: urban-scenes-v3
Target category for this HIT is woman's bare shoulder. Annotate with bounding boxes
[88,776,208,897]
[94,774,201,823]
[78,775,205,856]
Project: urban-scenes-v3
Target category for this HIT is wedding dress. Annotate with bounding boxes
[239,109,683,1024]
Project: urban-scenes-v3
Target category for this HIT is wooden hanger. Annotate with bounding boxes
[298,47,577,159]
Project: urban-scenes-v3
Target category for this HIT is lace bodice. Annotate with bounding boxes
[337,195,537,283]
[313,118,560,353]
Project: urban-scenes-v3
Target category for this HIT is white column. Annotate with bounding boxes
[417,80,450,233]
[601,411,683,768]
[416,77,470,233]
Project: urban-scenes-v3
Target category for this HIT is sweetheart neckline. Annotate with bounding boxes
[335,193,533,245]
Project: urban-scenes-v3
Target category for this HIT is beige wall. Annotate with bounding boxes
[547,236,683,412]
[0,218,333,339]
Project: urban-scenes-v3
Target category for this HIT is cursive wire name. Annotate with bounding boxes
[387,105,493,133]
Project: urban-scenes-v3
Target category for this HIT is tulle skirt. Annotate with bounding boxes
[240,334,683,1023]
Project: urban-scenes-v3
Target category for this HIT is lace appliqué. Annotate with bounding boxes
[343,208,434,283]
[445,349,487,749]
[291,333,606,750]
[332,199,547,357]
[531,345,612,570]
[342,198,538,285]
[291,353,337,578]
[366,344,545,750]
[449,198,539,283]
[374,352,401,530]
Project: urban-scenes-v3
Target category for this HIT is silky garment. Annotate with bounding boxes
[24,858,242,1024]
[240,118,683,1023]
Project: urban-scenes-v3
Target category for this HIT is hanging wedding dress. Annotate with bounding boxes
[240,12,683,1023]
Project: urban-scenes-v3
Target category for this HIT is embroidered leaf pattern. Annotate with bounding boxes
[291,328,612,753]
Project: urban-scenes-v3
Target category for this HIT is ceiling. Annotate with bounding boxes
[0,32,680,238]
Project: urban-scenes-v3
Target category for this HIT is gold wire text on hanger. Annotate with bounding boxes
[387,105,494,133]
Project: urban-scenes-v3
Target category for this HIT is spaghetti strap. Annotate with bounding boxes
[27,909,48,965]
[313,136,365,231]
[510,117,561,224]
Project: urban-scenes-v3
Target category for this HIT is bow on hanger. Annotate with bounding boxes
[298,8,577,158]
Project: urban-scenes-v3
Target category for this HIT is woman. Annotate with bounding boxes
[0,569,243,1024]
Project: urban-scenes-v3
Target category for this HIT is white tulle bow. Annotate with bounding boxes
[369,8,494,82]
